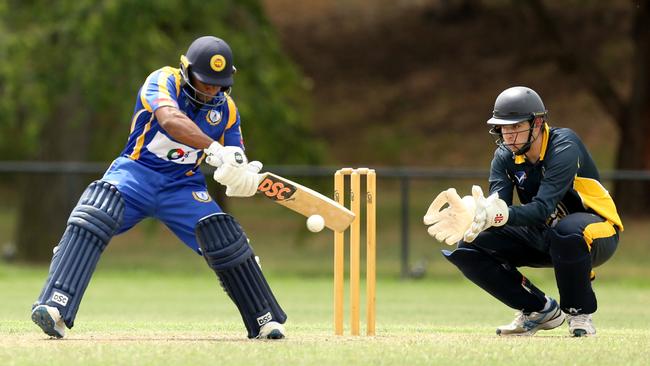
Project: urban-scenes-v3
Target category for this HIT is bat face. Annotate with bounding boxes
[257,174,298,201]
[257,173,355,232]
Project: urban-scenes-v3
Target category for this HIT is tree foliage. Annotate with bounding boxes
[519,0,650,215]
[0,0,322,261]
[1,0,321,162]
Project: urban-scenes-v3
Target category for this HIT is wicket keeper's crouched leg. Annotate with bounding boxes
[31,181,124,338]
[196,213,287,339]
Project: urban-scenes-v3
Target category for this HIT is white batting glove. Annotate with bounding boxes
[204,142,248,168]
[423,187,476,245]
[462,186,509,243]
[214,160,263,197]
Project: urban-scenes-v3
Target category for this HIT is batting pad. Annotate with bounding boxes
[35,181,124,328]
[196,213,287,338]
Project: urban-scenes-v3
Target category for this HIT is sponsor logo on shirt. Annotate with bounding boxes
[146,131,199,164]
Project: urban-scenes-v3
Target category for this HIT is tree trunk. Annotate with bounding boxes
[15,92,92,262]
[524,0,650,215]
[612,0,650,215]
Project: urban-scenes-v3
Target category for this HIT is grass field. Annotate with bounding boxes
[2,179,650,365]
[2,264,650,366]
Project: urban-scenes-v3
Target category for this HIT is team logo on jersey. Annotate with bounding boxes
[514,171,527,185]
[206,109,222,125]
[192,191,213,202]
[210,54,226,72]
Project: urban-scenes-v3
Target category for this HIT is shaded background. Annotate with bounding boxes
[0,0,648,278]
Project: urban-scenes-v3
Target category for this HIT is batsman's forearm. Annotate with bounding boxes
[163,119,213,149]
[157,109,214,149]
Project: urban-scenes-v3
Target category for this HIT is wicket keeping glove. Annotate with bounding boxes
[423,187,476,245]
[214,160,263,197]
[462,186,509,243]
[204,142,248,168]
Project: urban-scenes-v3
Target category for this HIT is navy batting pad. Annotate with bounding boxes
[35,181,124,328]
[196,213,287,338]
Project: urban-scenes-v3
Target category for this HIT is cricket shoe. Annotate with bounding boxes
[256,321,285,340]
[31,304,66,338]
[567,313,596,337]
[496,297,565,336]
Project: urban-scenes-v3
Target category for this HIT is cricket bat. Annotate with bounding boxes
[256,172,355,232]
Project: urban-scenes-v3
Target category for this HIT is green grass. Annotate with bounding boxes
[2,265,650,365]
[1,178,649,365]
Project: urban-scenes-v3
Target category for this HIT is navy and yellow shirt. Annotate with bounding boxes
[119,66,243,179]
[489,125,624,231]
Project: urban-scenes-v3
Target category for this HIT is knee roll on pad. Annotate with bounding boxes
[196,213,287,338]
[36,181,124,328]
[443,248,546,312]
[547,230,597,314]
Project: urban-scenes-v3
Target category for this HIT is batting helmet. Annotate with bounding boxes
[180,36,237,108]
[487,86,547,155]
[487,86,547,125]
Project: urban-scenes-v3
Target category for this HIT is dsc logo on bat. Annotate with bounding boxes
[257,176,297,201]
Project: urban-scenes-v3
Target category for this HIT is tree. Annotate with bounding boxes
[0,0,322,262]
[521,0,650,215]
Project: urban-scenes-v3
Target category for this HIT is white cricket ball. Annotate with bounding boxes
[306,214,325,233]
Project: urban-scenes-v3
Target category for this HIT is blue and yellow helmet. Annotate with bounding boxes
[180,36,237,108]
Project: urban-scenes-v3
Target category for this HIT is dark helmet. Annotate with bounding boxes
[180,36,237,108]
[488,86,547,125]
[487,86,547,155]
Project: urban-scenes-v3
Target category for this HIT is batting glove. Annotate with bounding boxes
[204,142,248,168]
[214,160,263,197]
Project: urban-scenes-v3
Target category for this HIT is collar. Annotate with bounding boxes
[514,124,550,164]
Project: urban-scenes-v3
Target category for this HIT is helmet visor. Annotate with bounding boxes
[191,69,233,88]
[487,112,546,125]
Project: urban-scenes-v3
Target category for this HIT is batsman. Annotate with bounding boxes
[424,86,623,337]
[31,36,287,339]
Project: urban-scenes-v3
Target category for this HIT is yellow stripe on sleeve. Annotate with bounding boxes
[139,73,155,112]
[172,68,181,97]
[129,109,148,134]
[583,221,617,251]
[128,113,155,160]
[157,68,174,101]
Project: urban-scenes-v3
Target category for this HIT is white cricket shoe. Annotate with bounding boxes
[31,304,66,338]
[496,297,565,336]
[567,313,596,337]
[256,321,285,340]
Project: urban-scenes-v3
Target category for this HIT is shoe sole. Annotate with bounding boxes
[31,306,63,339]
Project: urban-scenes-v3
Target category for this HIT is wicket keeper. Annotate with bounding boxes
[424,86,623,337]
[31,36,287,339]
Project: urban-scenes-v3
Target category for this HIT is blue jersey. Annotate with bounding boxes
[119,66,244,179]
